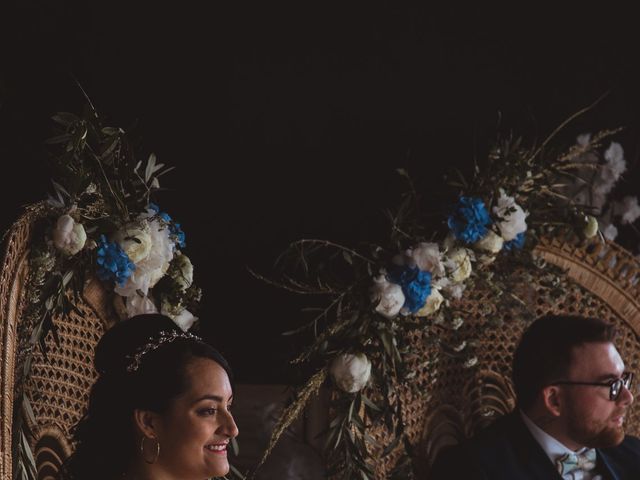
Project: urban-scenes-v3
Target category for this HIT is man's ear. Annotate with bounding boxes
[541,386,562,417]
[133,409,161,438]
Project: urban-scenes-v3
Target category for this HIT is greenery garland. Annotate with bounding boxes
[258,106,630,479]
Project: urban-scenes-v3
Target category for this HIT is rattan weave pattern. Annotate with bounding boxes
[0,216,34,480]
[23,297,106,453]
[1,210,111,480]
[356,235,640,479]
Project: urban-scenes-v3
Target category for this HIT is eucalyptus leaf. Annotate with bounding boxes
[22,396,36,425]
[51,112,79,127]
[45,134,72,145]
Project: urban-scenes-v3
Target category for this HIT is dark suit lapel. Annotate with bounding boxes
[597,450,620,480]
[508,413,564,480]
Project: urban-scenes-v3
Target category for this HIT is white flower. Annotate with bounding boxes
[416,287,444,317]
[619,196,640,225]
[444,248,473,283]
[408,242,445,277]
[52,214,87,256]
[583,215,599,238]
[604,142,626,180]
[474,230,504,254]
[463,357,478,368]
[125,293,158,318]
[444,282,466,299]
[576,133,591,147]
[330,353,372,393]
[451,317,464,330]
[602,223,618,241]
[591,142,626,214]
[371,275,405,319]
[170,252,194,290]
[114,216,175,298]
[453,340,467,352]
[113,223,153,263]
[492,190,528,241]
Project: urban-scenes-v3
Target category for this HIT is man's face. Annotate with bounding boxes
[560,342,633,448]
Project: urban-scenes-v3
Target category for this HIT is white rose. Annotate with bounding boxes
[408,242,445,276]
[492,190,528,241]
[604,142,626,180]
[330,353,372,393]
[473,230,504,254]
[52,214,87,256]
[416,287,444,317]
[602,223,618,241]
[115,217,174,298]
[161,303,198,332]
[125,293,158,318]
[443,282,466,299]
[619,196,640,225]
[444,248,473,283]
[113,223,152,263]
[371,275,405,319]
[170,252,194,290]
[583,215,599,238]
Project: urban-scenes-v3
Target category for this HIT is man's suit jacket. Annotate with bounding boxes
[429,412,640,479]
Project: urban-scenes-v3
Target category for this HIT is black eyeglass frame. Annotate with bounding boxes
[550,372,634,401]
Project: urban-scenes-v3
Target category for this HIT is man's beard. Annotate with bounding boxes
[566,409,626,448]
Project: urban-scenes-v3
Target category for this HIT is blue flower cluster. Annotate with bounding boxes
[172,223,186,248]
[388,266,432,314]
[148,203,186,248]
[96,235,135,286]
[448,196,491,244]
[503,232,526,251]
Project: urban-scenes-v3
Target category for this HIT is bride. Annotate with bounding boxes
[60,314,239,480]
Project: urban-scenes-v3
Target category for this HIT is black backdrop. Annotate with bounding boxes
[2,2,640,382]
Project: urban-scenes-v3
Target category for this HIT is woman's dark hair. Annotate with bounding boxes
[60,314,231,480]
[512,314,616,411]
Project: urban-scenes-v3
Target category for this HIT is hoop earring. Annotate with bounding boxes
[140,436,160,464]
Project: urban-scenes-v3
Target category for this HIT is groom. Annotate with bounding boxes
[430,314,640,479]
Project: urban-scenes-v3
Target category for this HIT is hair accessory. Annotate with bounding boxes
[126,330,202,373]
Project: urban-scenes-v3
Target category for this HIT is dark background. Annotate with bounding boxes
[1,3,640,383]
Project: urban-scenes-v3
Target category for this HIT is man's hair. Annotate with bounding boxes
[512,314,617,410]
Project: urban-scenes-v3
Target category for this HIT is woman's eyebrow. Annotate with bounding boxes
[192,394,234,404]
[193,394,224,403]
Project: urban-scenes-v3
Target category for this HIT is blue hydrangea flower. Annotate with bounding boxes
[96,235,135,286]
[147,203,186,248]
[172,222,186,248]
[388,266,432,314]
[503,231,526,251]
[448,196,492,244]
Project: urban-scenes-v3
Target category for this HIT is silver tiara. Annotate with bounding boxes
[126,330,202,373]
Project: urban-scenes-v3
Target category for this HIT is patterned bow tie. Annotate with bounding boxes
[555,449,597,476]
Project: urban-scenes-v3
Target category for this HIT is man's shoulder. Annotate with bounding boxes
[597,435,640,477]
[602,434,640,460]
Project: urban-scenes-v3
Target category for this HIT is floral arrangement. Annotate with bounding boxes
[257,109,636,479]
[8,106,242,480]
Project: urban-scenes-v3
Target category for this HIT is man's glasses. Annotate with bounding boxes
[551,372,634,401]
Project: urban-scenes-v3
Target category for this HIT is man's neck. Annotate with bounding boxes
[522,408,585,452]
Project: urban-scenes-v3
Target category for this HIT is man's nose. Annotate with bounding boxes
[618,384,634,406]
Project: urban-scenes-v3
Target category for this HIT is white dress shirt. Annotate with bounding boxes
[520,411,602,480]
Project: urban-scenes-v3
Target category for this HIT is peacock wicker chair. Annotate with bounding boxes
[354,232,640,479]
[1,211,117,480]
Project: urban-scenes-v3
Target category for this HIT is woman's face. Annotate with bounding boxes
[153,357,239,479]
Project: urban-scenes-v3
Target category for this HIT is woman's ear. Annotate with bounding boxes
[133,409,160,438]
[541,386,562,417]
